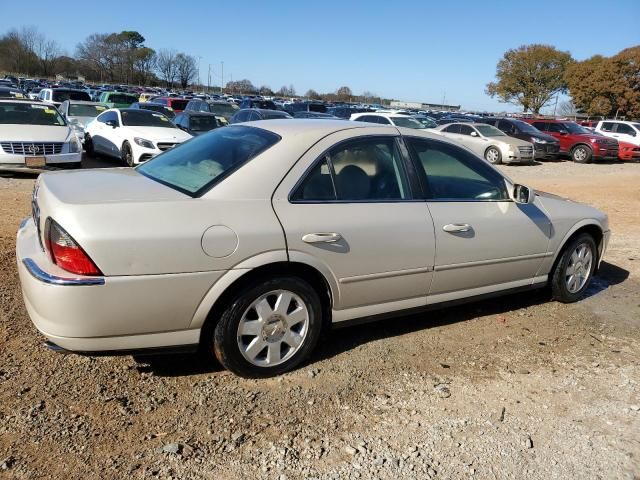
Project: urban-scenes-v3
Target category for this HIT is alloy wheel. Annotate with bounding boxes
[236,290,310,367]
[565,242,593,293]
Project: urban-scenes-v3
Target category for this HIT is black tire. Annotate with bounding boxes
[211,276,323,378]
[550,233,597,303]
[484,146,502,164]
[84,134,95,157]
[571,145,592,164]
[122,141,134,167]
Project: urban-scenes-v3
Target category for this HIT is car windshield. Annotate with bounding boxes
[189,115,218,132]
[68,104,107,117]
[52,90,91,102]
[511,119,540,133]
[261,111,291,120]
[109,94,137,104]
[140,104,175,118]
[562,122,591,134]
[121,110,175,127]
[208,103,238,118]
[137,126,280,196]
[475,124,506,137]
[392,117,426,129]
[414,117,437,128]
[0,102,66,125]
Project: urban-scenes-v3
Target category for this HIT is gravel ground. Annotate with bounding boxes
[0,157,639,479]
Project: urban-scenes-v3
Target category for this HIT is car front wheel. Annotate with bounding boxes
[212,276,323,378]
[122,141,134,167]
[485,146,502,164]
[550,233,597,302]
[571,145,592,163]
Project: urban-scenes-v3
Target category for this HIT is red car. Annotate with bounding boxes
[149,97,189,113]
[522,119,618,163]
[618,141,640,161]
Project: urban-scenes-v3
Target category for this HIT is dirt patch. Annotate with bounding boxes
[0,160,639,479]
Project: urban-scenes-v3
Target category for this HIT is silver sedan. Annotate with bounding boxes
[435,122,535,164]
[17,120,609,377]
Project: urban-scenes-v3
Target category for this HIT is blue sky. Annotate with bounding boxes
[3,0,639,111]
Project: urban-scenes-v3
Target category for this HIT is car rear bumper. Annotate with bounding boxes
[16,217,220,353]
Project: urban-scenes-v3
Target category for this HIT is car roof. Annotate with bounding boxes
[0,99,40,105]
[181,111,218,116]
[352,112,405,119]
[64,100,107,105]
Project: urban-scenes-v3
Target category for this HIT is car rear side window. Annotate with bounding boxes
[405,137,509,201]
[600,122,614,132]
[292,137,410,202]
[137,126,280,196]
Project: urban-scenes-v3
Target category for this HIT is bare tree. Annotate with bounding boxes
[35,35,60,77]
[156,49,178,87]
[175,53,197,89]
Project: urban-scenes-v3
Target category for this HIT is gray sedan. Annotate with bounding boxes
[17,120,609,377]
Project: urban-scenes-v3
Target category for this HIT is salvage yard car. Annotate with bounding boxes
[480,117,560,160]
[17,120,610,378]
[435,122,534,164]
[84,108,191,165]
[57,100,109,143]
[0,99,82,171]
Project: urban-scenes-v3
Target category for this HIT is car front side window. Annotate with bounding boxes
[406,137,509,202]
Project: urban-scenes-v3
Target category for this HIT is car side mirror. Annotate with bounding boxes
[470,131,478,137]
[559,131,568,136]
[106,120,117,128]
[512,184,535,204]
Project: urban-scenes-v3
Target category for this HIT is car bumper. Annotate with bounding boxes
[0,152,81,168]
[16,217,220,353]
[593,146,619,160]
[534,144,560,159]
[505,151,534,164]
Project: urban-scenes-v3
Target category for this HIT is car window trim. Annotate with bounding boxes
[288,134,421,204]
[401,135,514,203]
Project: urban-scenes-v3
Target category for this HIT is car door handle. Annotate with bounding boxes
[443,223,471,233]
[302,233,342,243]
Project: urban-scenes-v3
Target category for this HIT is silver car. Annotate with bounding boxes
[57,100,109,143]
[436,122,535,164]
[16,120,610,377]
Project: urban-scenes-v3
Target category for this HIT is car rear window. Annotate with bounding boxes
[52,90,91,102]
[137,125,281,196]
[169,99,188,110]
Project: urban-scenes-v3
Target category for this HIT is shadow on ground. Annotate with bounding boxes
[130,266,631,378]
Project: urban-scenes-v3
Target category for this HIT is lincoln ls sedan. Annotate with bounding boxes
[17,120,610,377]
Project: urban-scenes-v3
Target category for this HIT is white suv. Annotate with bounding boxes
[595,120,640,147]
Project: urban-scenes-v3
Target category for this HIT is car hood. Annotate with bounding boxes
[68,116,95,128]
[0,124,71,142]
[40,168,187,205]
[125,126,192,142]
[494,136,532,147]
[529,132,558,143]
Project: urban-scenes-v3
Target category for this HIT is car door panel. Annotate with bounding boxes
[272,128,436,314]
[404,136,551,300]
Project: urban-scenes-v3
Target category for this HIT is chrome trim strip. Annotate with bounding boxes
[434,252,553,272]
[22,258,105,286]
[19,216,30,229]
[340,266,433,284]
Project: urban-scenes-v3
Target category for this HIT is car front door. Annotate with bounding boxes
[404,136,551,303]
[273,129,436,321]
[457,124,486,157]
[613,123,640,146]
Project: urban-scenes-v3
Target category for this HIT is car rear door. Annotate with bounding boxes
[404,136,551,302]
[612,123,640,146]
[272,128,436,321]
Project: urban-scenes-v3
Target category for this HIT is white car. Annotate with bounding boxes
[350,112,426,129]
[85,108,192,166]
[434,122,534,164]
[595,120,640,147]
[57,100,109,144]
[0,99,82,171]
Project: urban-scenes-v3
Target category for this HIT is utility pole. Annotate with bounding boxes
[207,64,211,92]
[220,61,224,95]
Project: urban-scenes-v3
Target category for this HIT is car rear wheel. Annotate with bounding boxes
[121,141,134,167]
[550,233,597,303]
[211,276,323,378]
[485,146,502,164]
[571,145,592,163]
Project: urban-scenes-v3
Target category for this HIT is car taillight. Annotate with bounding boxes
[45,220,102,276]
